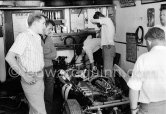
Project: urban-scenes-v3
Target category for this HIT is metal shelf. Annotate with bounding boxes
[0,4,112,10]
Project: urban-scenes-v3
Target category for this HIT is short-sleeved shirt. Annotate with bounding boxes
[9,29,44,74]
[99,17,115,46]
[127,46,166,103]
[83,37,101,63]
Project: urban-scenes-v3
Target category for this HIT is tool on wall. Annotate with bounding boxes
[135,26,144,45]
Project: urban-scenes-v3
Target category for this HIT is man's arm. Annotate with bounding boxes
[5,51,35,84]
[6,51,25,77]
[129,88,139,114]
[90,19,101,24]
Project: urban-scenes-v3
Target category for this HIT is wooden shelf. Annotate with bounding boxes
[0,4,112,10]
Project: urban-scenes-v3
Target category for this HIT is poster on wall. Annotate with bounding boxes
[12,13,30,40]
[141,0,164,4]
[119,0,135,8]
[147,8,155,27]
[126,33,137,63]
[70,9,85,32]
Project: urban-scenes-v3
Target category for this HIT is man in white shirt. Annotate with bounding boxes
[82,35,101,69]
[128,27,166,114]
[91,11,115,78]
[5,12,47,114]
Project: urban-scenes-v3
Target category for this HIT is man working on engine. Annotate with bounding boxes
[81,35,101,71]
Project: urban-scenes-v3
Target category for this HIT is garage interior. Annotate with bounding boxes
[0,0,166,114]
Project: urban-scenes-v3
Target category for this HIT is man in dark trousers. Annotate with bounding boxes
[41,19,57,114]
[91,11,116,78]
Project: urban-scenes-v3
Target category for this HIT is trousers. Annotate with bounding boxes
[44,66,55,114]
[137,100,166,114]
[102,45,115,77]
[21,78,46,114]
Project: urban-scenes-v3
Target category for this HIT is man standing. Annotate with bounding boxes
[41,19,57,114]
[128,27,166,114]
[91,11,115,77]
[5,12,46,114]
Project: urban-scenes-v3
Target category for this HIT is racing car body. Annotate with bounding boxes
[58,66,130,114]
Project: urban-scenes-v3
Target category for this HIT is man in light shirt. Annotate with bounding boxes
[41,19,57,114]
[91,11,115,78]
[5,12,46,114]
[128,27,166,114]
[82,35,101,70]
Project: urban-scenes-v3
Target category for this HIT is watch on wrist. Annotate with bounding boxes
[130,107,138,111]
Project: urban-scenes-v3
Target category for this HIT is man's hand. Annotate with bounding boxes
[90,19,96,24]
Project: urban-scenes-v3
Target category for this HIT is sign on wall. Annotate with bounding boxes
[141,0,164,4]
[126,33,137,63]
[12,13,30,40]
[119,0,136,8]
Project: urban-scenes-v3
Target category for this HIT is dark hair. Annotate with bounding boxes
[160,4,166,11]
[93,11,105,19]
[144,27,165,41]
[45,19,55,27]
[27,12,46,27]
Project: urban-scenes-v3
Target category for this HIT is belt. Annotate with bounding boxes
[21,70,43,84]
[102,45,114,49]
[26,70,42,74]
[44,65,53,70]
[26,70,43,78]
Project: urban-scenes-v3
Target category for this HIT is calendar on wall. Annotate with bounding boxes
[126,33,137,63]
[119,0,135,8]
[12,12,30,40]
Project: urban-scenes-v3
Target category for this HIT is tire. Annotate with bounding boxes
[63,99,83,114]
